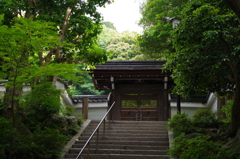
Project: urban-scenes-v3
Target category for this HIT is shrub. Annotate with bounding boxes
[168,133,237,159]
[167,112,194,137]
[0,117,12,159]
[192,109,220,128]
[77,116,84,126]
[22,82,62,130]
[61,105,75,116]
[221,99,233,124]
[14,127,68,159]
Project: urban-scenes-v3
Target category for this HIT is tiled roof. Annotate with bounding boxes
[94,61,166,70]
[71,95,108,103]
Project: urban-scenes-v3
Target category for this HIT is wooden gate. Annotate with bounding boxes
[120,94,158,121]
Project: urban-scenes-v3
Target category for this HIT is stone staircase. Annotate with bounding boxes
[63,120,169,159]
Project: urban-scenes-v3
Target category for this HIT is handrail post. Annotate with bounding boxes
[103,118,106,139]
[111,107,113,125]
[108,109,111,130]
[96,128,99,153]
[87,143,90,158]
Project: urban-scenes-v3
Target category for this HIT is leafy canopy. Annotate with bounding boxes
[165,0,240,97]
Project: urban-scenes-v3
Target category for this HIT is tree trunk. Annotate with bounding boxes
[228,82,240,137]
[224,0,240,19]
[25,0,37,19]
[3,87,20,119]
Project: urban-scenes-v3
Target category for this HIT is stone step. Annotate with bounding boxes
[80,132,169,138]
[62,120,169,159]
[89,123,167,127]
[75,140,169,146]
[88,121,167,125]
[91,120,167,123]
[65,153,169,159]
[72,144,169,150]
[85,127,167,131]
[78,136,168,141]
[83,129,168,134]
[68,148,167,155]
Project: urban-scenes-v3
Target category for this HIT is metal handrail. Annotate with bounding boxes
[75,101,116,159]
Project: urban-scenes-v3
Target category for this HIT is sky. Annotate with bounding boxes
[97,0,144,33]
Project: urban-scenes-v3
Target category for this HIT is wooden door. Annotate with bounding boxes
[120,94,158,121]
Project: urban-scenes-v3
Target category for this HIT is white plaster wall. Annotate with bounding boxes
[73,102,108,108]
[0,86,5,99]
[0,85,31,97]
[170,93,219,118]
[170,102,208,118]
[56,81,65,90]
[73,102,108,120]
[61,90,73,107]
[22,86,31,92]
[0,86,5,92]
[206,93,218,111]
[74,107,107,120]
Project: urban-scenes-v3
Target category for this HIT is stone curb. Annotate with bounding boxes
[168,131,176,159]
[59,119,91,159]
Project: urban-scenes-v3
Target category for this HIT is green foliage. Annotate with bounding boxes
[67,85,81,96]
[0,117,12,159]
[67,126,80,136]
[22,82,61,130]
[98,24,119,50]
[163,0,240,135]
[13,127,68,159]
[165,0,239,97]
[167,112,194,137]
[169,133,237,159]
[106,31,141,61]
[77,117,84,126]
[0,117,70,159]
[98,25,145,61]
[0,16,61,84]
[0,0,112,158]
[0,0,112,65]
[138,0,189,59]
[102,21,116,30]
[222,99,234,123]
[68,70,108,95]
[61,105,76,116]
[192,109,220,128]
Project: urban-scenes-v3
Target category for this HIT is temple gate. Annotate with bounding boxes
[90,61,174,121]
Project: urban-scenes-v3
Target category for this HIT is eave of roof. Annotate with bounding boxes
[71,95,108,103]
[93,61,166,71]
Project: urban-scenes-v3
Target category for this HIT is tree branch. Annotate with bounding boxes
[67,58,89,64]
[38,52,44,66]
[60,7,72,42]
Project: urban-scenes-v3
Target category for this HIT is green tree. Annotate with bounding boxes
[105,31,142,61]
[138,0,188,59]
[0,0,113,157]
[0,16,76,158]
[0,0,112,117]
[68,67,108,95]
[98,22,150,61]
[103,21,116,30]
[165,0,240,136]
[98,23,118,50]
[0,0,111,81]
